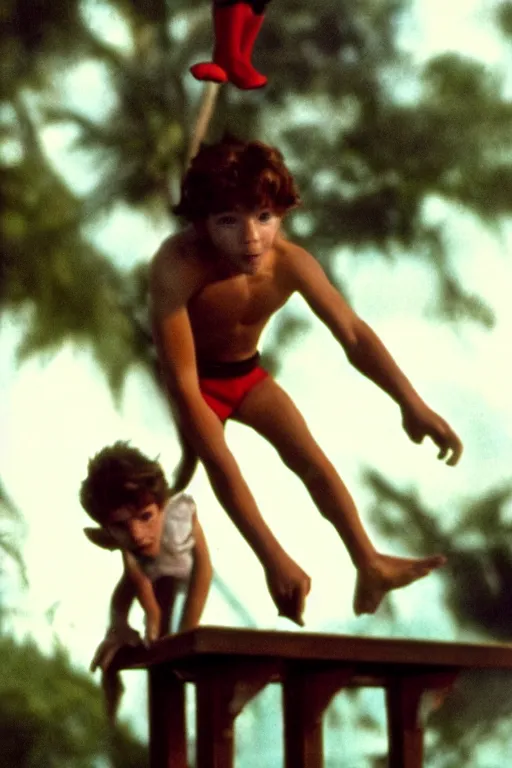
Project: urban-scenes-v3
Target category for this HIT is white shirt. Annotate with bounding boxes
[135,493,196,582]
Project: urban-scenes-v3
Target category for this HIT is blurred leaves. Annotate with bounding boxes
[496,1,512,38]
[365,469,512,764]
[0,482,27,590]
[45,50,186,215]
[1,98,155,395]
[0,0,86,99]
[0,633,147,767]
[2,0,512,388]
[365,468,512,639]
[427,668,512,768]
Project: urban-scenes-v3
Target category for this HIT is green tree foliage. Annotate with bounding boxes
[0,633,147,768]
[0,479,147,768]
[1,99,154,395]
[0,481,27,602]
[365,469,512,638]
[2,0,512,389]
[364,469,512,763]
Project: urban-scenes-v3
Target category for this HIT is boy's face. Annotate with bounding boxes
[106,501,165,558]
[205,208,282,275]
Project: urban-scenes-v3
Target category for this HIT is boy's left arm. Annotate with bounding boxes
[286,244,463,465]
[179,516,213,632]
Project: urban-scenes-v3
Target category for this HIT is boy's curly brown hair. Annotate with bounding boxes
[173,136,301,221]
[80,442,170,525]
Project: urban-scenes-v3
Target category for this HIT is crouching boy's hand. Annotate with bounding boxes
[90,625,144,674]
[144,610,162,644]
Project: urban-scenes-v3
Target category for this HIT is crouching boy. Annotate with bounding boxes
[80,441,212,721]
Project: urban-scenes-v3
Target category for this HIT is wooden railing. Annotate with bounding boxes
[113,626,512,767]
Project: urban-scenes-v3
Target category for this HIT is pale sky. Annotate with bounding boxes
[1,0,511,744]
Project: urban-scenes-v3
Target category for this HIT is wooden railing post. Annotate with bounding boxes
[282,666,354,768]
[195,660,278,768]
[196,672,236,768]
[148,665,187,768]
[386,676,424,768]
[386,672,458,768]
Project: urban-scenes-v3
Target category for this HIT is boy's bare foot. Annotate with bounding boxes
[353,553,446,615]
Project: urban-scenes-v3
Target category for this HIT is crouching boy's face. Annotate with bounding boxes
[106,502,165,558]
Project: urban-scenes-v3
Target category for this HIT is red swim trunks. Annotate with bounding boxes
[198,353,269,422]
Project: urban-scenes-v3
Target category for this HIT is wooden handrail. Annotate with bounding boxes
[113,627,512,767]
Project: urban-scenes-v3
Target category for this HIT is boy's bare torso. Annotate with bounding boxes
[152,227,296,363]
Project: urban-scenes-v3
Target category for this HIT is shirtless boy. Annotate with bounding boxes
[150,137,463,625]
[80,442,212,720]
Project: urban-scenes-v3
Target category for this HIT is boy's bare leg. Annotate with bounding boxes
[233,377,445,615]
[153,577,179,636]
[102,669,125,725]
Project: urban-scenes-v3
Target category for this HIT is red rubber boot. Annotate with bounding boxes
[239,3,267,88]
[190,3,266,90]
[189,3,230,84]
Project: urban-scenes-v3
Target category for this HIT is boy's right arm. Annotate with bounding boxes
[90,566,142,674]
[91,553,161,674]
[150,250,310,625]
